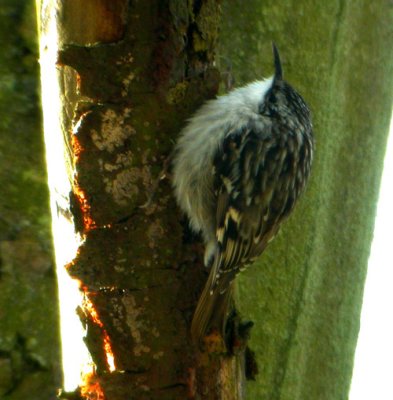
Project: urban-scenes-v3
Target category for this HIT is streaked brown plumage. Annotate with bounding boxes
[172,44,314,348]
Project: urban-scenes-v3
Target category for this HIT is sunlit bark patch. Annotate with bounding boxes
[80,371,106,400]
[73,184,97,232]
[70,125,98,232]
[83,296,116,372]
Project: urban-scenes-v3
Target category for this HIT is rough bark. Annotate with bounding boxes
[0,1,61,399]
[219,1,393,399]
[37,1,247,399]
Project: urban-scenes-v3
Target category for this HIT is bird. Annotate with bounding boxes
[172,44,314,348]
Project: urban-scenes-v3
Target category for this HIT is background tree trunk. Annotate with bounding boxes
[0,1,61,399]
[218,1,393,399]
[37,1,247,399]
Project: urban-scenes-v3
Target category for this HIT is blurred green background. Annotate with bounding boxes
[0,1,61,399]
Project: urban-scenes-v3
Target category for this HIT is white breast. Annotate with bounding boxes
[172,77,274,249]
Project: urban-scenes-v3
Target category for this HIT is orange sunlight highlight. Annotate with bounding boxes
[71,130,98,232]
[83,296,116,372]
[80,372,106,400]
[74,184,98,231]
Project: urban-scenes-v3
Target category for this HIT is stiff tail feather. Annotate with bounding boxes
[190,270,234,347]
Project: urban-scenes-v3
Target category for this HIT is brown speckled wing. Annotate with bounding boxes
[210,122,311,291]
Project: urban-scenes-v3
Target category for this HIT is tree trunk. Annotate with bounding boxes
[37,1,246,399]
